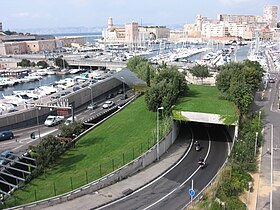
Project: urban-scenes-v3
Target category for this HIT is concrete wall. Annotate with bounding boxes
[8,121,181,210]
[0,77,122,130]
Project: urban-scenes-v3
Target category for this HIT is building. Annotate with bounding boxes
[102,17,170,45]
[0,21,2,32]
[218,14,262,24]
[25,39,56,52]
[125,22,139,45]
[56,36,85,48]
[263,5,278,28]
[181,5,279,42]
[139,26,170,40]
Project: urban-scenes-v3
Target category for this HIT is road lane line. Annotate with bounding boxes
[96,126,195,210]
[11,129,58,151]
[143,128,211,210]
[270,124,273,210]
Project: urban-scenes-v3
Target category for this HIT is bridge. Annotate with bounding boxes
[66,59,127,70]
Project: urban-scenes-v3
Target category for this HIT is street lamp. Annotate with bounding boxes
[246,181,253,210]
[120,76,125,97]
[157,106,164,161]
[88,86,93,104]
[36,106,41,140]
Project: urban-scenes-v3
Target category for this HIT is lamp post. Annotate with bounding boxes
[157,107,164,161]
[36,107,41,140]
[120,76,125,97]
[254,132,259,156]
[88,86,93,104]
[246,181,253,210]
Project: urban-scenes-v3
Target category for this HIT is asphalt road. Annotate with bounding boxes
[255,71,280,210]
[98,122,229,210]
[0,92,134,155]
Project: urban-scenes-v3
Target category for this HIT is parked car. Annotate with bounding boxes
[0,150,13,165]
[8,108,19,113]
[117,89,124,94]
[0,131,14,141]
[106,93,115,99]
[102,101,115,109]
[87,102,98,110]
[73,86,81,91]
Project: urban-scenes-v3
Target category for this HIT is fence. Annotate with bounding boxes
[3,100,180,210]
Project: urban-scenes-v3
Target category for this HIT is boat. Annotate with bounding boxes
[69,69,81,74]
[2,93,29,106]
[36,69,48,76]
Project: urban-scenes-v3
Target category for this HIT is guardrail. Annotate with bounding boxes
[5,96,179,210]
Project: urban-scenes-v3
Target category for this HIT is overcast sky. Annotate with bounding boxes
[0,0,279,30]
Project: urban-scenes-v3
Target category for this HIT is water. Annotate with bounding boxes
[188,45,250,62]
[0,74,72,99]
[52,32,102,45]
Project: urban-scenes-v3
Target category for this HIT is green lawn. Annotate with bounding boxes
[5,96,157,207]
[174,85,237,123]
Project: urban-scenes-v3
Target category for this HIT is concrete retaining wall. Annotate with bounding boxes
[8,121,180,210]
[0,77,122,130]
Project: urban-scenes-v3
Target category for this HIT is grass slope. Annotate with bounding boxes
[175,85,237,121]
[6,96,156,206]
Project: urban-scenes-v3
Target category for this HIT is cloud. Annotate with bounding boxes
[12,12,30,18]
[218,0,253,6]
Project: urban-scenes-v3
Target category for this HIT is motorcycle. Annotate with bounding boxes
[194,141,201,151]
[198,158,206,168]
[195,144,201,151]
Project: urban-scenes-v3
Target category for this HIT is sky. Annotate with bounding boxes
[0,0,279,31]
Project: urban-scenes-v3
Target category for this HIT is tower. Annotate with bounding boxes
[108,17,113,29]
[263,5,278,28]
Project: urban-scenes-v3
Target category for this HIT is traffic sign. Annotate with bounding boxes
[188,189,195,197]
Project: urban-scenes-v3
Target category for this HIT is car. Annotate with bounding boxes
[87,102,98,110]
[64,116,77,125]
[51,94,60,100]
[73,86,81,91]
[106,93,115,99]
[8,108,19,113]
[0,131,14,141]
[0,150,13,165]
[44,115,64,126]
[120,94,128,100]
[117,89,124,94]
[61,91,71,96]
[102,100,115,109]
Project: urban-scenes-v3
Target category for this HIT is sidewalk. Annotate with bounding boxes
[41,139,189,210]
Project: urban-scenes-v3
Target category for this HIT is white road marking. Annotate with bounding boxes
[11,129,58,151]
[270,124,273,210]
[96,127,195,210]
[143,130,211,210]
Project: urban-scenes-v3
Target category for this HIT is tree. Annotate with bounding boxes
[37,60,49,69]
[190,64,211,84]
[17,59,31,67]
[127,56,155,84]
[127,56,148,72]
[3,30,18,35]
[59,121,84,138]
[35,135,64,168]
[145,66,187,114]
[55,57,68,69]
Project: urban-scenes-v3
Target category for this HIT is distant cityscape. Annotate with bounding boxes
[0,4,279,58]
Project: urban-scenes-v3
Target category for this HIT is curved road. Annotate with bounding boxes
[97,122,230,210]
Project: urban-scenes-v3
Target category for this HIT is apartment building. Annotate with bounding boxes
[263,5,278,28]
[0,22,2,32]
